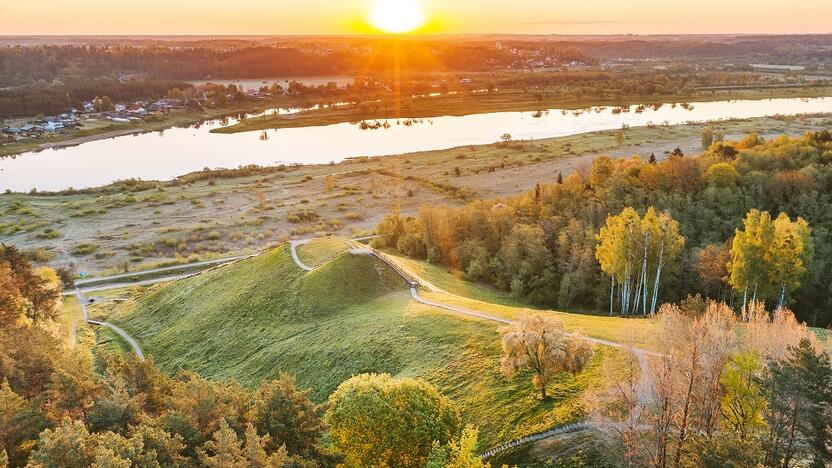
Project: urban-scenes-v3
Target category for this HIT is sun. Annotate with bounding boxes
[368,0,427,34]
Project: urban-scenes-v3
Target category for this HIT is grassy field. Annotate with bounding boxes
[106,245,629,447]
[295,237,352,267]
[5,113,830,277]
[216,85,832,134]
[386,251,656,348]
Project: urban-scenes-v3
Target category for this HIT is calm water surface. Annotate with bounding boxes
[1,97,830,192]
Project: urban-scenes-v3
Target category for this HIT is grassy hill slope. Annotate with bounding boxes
[109,245,624,448]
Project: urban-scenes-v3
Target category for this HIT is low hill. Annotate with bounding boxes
[108,245,623,449]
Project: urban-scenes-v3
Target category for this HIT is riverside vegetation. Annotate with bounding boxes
[4,114,831,278]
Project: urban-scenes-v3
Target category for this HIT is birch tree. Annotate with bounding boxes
[729,210,813,318]
[768,213,813,311]
[596,207,683,317]
[729,210,775,319]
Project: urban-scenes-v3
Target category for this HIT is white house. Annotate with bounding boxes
[43,121,64,131]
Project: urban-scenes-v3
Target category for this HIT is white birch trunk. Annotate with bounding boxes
[650,241,665,316]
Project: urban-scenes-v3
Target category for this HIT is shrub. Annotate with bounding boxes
[72,243,98,256]
[25,248,55,262]
[36,228,60,239]
[287,209,320,223]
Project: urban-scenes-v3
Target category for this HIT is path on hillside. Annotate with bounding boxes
[75,255,252,286]
[289,240,314,271]
[85,236,650,458]
[288,237,655,459]
[74,287,145,361]
[64,272,200,295]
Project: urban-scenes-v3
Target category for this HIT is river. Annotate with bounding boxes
[1,96,831,192]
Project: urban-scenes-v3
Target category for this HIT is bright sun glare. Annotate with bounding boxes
[368,0,427,34]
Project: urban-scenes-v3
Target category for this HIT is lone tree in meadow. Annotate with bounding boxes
[500,313,594,399]
[595,207,685,317]
[728,209,813,318]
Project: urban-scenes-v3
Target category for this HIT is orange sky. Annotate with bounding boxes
[3,0,831,35]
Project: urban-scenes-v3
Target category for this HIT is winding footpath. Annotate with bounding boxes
[290,238,656,460]
[289,240,314,271]
[78,236,652,459]
[74,287,145,361]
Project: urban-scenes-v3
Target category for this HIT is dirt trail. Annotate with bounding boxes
[290,238,655,460]
[74,287,145,361]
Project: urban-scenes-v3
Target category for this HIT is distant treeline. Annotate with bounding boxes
[0,77,189,117]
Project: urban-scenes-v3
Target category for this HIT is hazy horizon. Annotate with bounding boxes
[4,0,832,36]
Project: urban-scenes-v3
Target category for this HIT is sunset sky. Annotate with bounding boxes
[3,0,832,35]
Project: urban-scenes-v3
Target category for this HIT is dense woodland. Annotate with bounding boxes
[3,37,829,118]
[375,130,832,326]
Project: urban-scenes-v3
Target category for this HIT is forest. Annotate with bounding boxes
[374,130,832,326]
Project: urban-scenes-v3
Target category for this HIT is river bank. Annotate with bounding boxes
[3,113,830,276]
[3,95,831,193]
[0,95,307,158]
[215,85,832,134]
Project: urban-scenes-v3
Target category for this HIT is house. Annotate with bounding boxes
[20,125,44,137]
[128,107,148,117]
[114,103,127,113]
[43,120,64,132]
[83,101,95,113]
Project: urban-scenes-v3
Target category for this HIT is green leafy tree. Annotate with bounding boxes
[251,373,324,458]
[87,376,145,435]
[27,418,92,467]
[446,425,490,468]
[0,380,44,466]
[372,210,406,248]
[326,373,460,468]
[705,162,740,188]
[769,213,813,309]
[128,424,188,467]
[197,419,245,468]
[729,209,775,316]
[425,442,449,468]
[720,352,766,441]
[729,210,813,316]
[759,339,832,467]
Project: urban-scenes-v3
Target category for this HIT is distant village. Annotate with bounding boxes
[0,97,192,145]
[0,83,282,146]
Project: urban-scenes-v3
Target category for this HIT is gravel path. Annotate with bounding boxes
[75,287,145,361]
[352,244,656,460]
[289,240,314,271]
